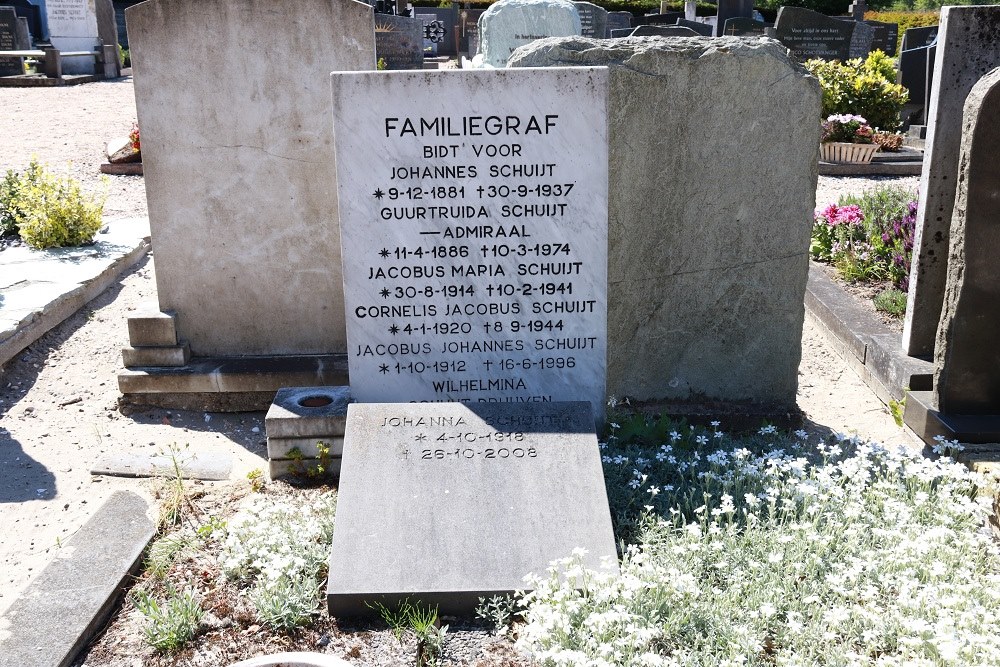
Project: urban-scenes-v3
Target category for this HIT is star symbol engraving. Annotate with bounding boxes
[379,363,389,374]
[379,248,390,258]
[388,324,399,335]
[380,287,390,299]
[373,188,385,200]
[415,433,427,442]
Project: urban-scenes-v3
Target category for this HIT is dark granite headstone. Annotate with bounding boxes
[724,16,768,36]
[606,11,632,36]
[0,7,27,76]
[416,6,457,55]
[934,67,1000,416]
[1,0,42,42]
[639,11,682,25]
[774,6,854,61]
[715,0,753,37]
[866,19,897,56]
[842,18,875,58]
[630,24,699,37]
[675,18,713,36]
[113,0,142,48]
[899,25,937,52]
[457,8,483,53]
[374,13,423,70]
[574,1,607,38]
[899,35,936,124]
[326,402,618,616]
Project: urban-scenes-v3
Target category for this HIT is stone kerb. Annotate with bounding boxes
[125,0,375,358]
[509,36,820,407]
[902,6,1000,358]
[478,0,582,68]
[933,67,1000,416]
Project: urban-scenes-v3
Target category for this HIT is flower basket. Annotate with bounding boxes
[820,141,879,164]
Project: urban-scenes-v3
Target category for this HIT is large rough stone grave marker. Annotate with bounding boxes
[510,37,819,410]
[477,0,581,67]
[332,67,608,417]
[903,6,1000,358]
[326,401,617,615]
[774,6,854,61]
[905,67,1000,443]
[120,0,375,407]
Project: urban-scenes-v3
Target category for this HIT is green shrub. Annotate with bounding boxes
[0,159,105,249]
[806,51,909,132]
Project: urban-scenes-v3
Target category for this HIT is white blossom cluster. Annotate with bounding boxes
[518,433,1000,666]
[218,493,336,589]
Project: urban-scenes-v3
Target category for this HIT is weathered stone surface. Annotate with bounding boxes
[121,341,191,367]
[106,136,141,163]
[629,25,699,37]
[903,6,1000,357]
[933,67,1000,415]
[267,435,344,459]
[269,457,341,480]
[0,492,154,667]
[91,450,232,480]
[326,402,616,616]
[126,304,177,346]
[265,386,351,438]
[479,0,581,67]
[126,0,374,357]
[510,37,819,407]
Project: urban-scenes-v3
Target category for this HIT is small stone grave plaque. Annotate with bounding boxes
[326,401,617,616]
[774,6,854,61]
[374,14,423,70]
[574,1,607,38]
[332,68,608,417]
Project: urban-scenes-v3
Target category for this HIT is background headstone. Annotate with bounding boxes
[112,0,141,48]
[478,0,581,68]
[326,401,617,616]
[724,16,768,36]
[866,19,897,56]
[45,0,100,74]
[774,6,854,61]
[628,24,698,37]
[126,0,375,357]
[898,33,936,124]
[714,0,753,37]
[934,67,1000,415]
[0,7,27,76]
[675,18,713,36]
[573,1,606,38]
[3,0,43,43]
[510,37,819,407]
[375,13,423,70]
[458,8,484,54]
[95,0,120,74]
[899,25,937,52]
[903,6,1000,357]
[842,18,874,58]
[605,11,631,36]
[416,6,458,56]
[639,11,682,25]
[332,67,608,415]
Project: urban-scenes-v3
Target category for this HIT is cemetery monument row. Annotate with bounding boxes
[332,67,608,418]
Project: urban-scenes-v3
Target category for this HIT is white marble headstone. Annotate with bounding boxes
[332,67,608,417]
[45,0,99,74]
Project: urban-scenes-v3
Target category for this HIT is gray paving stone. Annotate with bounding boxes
[90,451,232,480]
[0,491,155,667]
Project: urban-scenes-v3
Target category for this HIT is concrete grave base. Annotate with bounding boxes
[903,390,1000,445]
[265,386,350,480]
[0,73,96,87]
[117,354,349,412]
[100,162,143,175]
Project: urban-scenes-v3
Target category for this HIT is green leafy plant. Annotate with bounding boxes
[377,57,388,71]
[246,467,265,492]
[475,594,518,634]
[132,584,203,652]
[806,51,909,132]
[0,158,106,249]
[874,287,907,317]
[888,392,906,427]
[145,533,195,579]
[287,441,335,479]
[249,574,320,630]
[371,598,448,666]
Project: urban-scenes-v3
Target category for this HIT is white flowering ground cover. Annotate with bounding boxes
[516,420,1000,667]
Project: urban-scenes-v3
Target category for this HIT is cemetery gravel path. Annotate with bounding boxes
[0,79,924,621]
